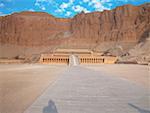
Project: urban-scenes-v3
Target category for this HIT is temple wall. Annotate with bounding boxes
[39,53,117,65]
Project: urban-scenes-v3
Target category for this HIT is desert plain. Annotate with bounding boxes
[0,64,67,113]
[0,64,149,113]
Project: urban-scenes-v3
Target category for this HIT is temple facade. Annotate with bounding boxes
[39,49,117,65]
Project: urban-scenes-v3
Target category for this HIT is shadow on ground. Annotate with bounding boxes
[128,103,150,113]
[43,100,58,113]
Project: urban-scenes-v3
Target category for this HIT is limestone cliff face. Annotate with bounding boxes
[0,12,71,46]
[0,3,150,57]
[70,4,150,45]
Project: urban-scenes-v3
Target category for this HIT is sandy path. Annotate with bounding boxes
[84,64,150,88]
[24,66,149,113]
[0,64,149,113]
[0,64,67,113]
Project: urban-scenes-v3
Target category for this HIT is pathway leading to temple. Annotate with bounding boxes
[24,66,149,113]
[69,55,79,66]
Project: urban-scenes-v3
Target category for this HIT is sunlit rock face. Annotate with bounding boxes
[69,4,150,47]
[0,3,149,58]
[0,12,71,46]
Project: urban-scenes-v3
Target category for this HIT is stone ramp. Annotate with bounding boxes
[24,66,149,113]
[69,55,80,66]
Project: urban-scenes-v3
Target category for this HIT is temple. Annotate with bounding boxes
[39,49,117,65]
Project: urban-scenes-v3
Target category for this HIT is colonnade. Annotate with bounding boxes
[80,58,105,64]
[42,58,69,64]
[42,57,105,64]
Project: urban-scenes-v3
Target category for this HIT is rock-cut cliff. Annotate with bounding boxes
[0,3,150,58]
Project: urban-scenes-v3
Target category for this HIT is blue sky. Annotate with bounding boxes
[0,0,149,18]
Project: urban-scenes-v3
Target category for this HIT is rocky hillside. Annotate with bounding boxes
[119,34,150,64]
[0,3,150,59]
[0,12,71,46]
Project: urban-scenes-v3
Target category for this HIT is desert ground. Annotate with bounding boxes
[0,64,67,113]
[84,64,150,88]
[0,64,149,113]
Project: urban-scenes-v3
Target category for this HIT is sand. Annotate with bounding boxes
[0,64,149,113]
[0,64,67,113]
[84,64,150,88]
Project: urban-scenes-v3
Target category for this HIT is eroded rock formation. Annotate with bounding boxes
[0,3,150,58]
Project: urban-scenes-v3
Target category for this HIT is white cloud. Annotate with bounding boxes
[88,0,110,11]
[37,5,46,10]
[34,0,110,17]
[35,0,46,10]
[60,2,69,9]
[35,2,40,6]
[89,0,100,6]
[101,0,110,2]
[55,0,74,14]
[94,2,104,11]
[59,0,75,9]
[72,5,90,13]
[35,0,56,5]
[79,1,83,4]
[108,3,113,7]
[65,11,71,16]
[41,6,46,10]
[72,5,83,12]
[55,9,63,13]
[0,3,5,8]
[83,0,90,3]
[35,0,53,11]
[83,9,90,13]
[69,0,75,4]
[28,9,35,12]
